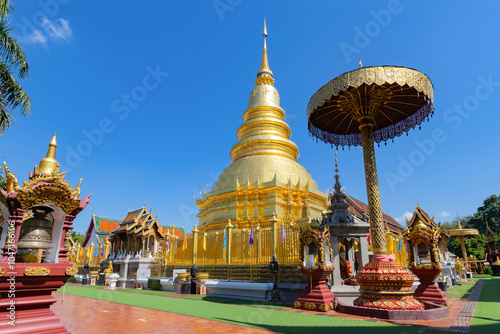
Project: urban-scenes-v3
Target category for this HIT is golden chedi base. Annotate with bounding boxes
[354,259,424,310]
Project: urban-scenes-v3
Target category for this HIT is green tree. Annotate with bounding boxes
[466,194,500,234]
[0,0,31,135]
[0,163,5,190]
[70,231,86,246]
[448,234,487,260]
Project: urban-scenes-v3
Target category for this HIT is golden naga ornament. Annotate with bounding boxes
[25,267,51,276]
[0,267,5,277]
[65,266,78,276]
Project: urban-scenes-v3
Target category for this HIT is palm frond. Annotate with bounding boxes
[0,62,30,115]
[0,1,12,17]
[0,95,13,135]
[0,19,29,78]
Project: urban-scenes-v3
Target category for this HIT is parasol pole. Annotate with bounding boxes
[359,118,387,257]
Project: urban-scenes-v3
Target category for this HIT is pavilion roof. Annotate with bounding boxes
[83,214,121,247]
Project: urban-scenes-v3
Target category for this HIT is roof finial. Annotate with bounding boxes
[456,212,462,229]
[256,18,274,85]
[333,148,342,195]
[359,58,362,68]
[39,133,59,175]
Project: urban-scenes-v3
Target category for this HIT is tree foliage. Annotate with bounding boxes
[0,0,31,135]
[448,234,487,260]
[466,194,500,234]
[70,231,86,246]
[0,163,5,190]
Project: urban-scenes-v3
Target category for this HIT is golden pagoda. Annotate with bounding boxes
[195,20,327,230]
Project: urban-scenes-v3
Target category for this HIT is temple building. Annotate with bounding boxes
[82,214,121,247]
[195,21,327,231]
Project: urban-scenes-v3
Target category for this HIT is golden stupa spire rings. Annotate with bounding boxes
[39,133,60,175]
[256,18,274,85]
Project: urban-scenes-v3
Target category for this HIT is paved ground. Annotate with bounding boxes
[51,279,485,333]
[51,293,276,334]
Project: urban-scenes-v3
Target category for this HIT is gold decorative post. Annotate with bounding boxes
[256,223,262,260]
[359,120,387,256]
[226,219,234,264]
[192,225,199,264]
[270,213,278,257]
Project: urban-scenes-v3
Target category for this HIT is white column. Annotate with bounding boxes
[358,236,369,268]
[330,235,341,286]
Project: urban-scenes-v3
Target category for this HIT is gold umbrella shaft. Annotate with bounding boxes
[359,120,387,256]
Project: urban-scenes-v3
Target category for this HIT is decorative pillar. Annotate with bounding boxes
[270,213,278,257]
[358,237,369,268]
[256,224,262,260]
[330,235,341,285]
[59,195,90,263]
[459,236,467,262]
[226,219,233,264]
[0,200,24,262]
[192,225,198,264]
[359,120,387,257]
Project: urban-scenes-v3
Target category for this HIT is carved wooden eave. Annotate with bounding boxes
[7,162,82,215]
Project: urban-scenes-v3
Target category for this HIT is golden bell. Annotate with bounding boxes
[18,210,53,250]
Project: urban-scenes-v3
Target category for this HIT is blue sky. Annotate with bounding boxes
[2,1,499,234]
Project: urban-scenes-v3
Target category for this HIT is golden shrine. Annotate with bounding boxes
[0,134,90,333]
[403,205,451,307]
[68,22,411,287]
[195,20,327,231]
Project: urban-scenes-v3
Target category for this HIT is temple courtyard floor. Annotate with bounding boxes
[51,275,500,334]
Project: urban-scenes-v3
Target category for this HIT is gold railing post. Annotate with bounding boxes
[270,213,278,257]
[192,225,199,264]
[226,219,234,264]
[256,224,262,262]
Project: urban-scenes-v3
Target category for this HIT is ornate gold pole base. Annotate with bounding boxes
[354,261,424,310]
[354,120,423,310]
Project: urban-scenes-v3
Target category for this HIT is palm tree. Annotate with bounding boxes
[0,0,30,135]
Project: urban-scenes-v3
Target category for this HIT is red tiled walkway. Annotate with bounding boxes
[51,293,276,334]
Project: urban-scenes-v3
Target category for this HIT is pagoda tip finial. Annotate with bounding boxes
[39,133,59,175]
[256,18,273,85]
[456,212,462,229]
[359,59,362,68]
[263,17,267,38]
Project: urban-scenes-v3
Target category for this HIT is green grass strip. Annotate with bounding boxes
[473,274,492,278]
[448,285,476,292]
[120,288,175,295]
[469,278,500,334]
[446,292,470,299]
[180,295,291,309]
[58,285,442,334]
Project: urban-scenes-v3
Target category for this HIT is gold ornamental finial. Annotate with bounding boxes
[256,18,274,85]
[359,58,362,68]
[334,149,339,181]
[39,134,59,175]
[456,212,462,229]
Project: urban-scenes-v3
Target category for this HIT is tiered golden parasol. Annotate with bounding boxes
[307,65,434,310]
[449,213,478,262]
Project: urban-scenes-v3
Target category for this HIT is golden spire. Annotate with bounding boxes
[39,134,59,175]
[456,212,462,229]
[256,18,274,85]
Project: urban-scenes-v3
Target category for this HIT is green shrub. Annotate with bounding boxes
[484,265,493,275]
